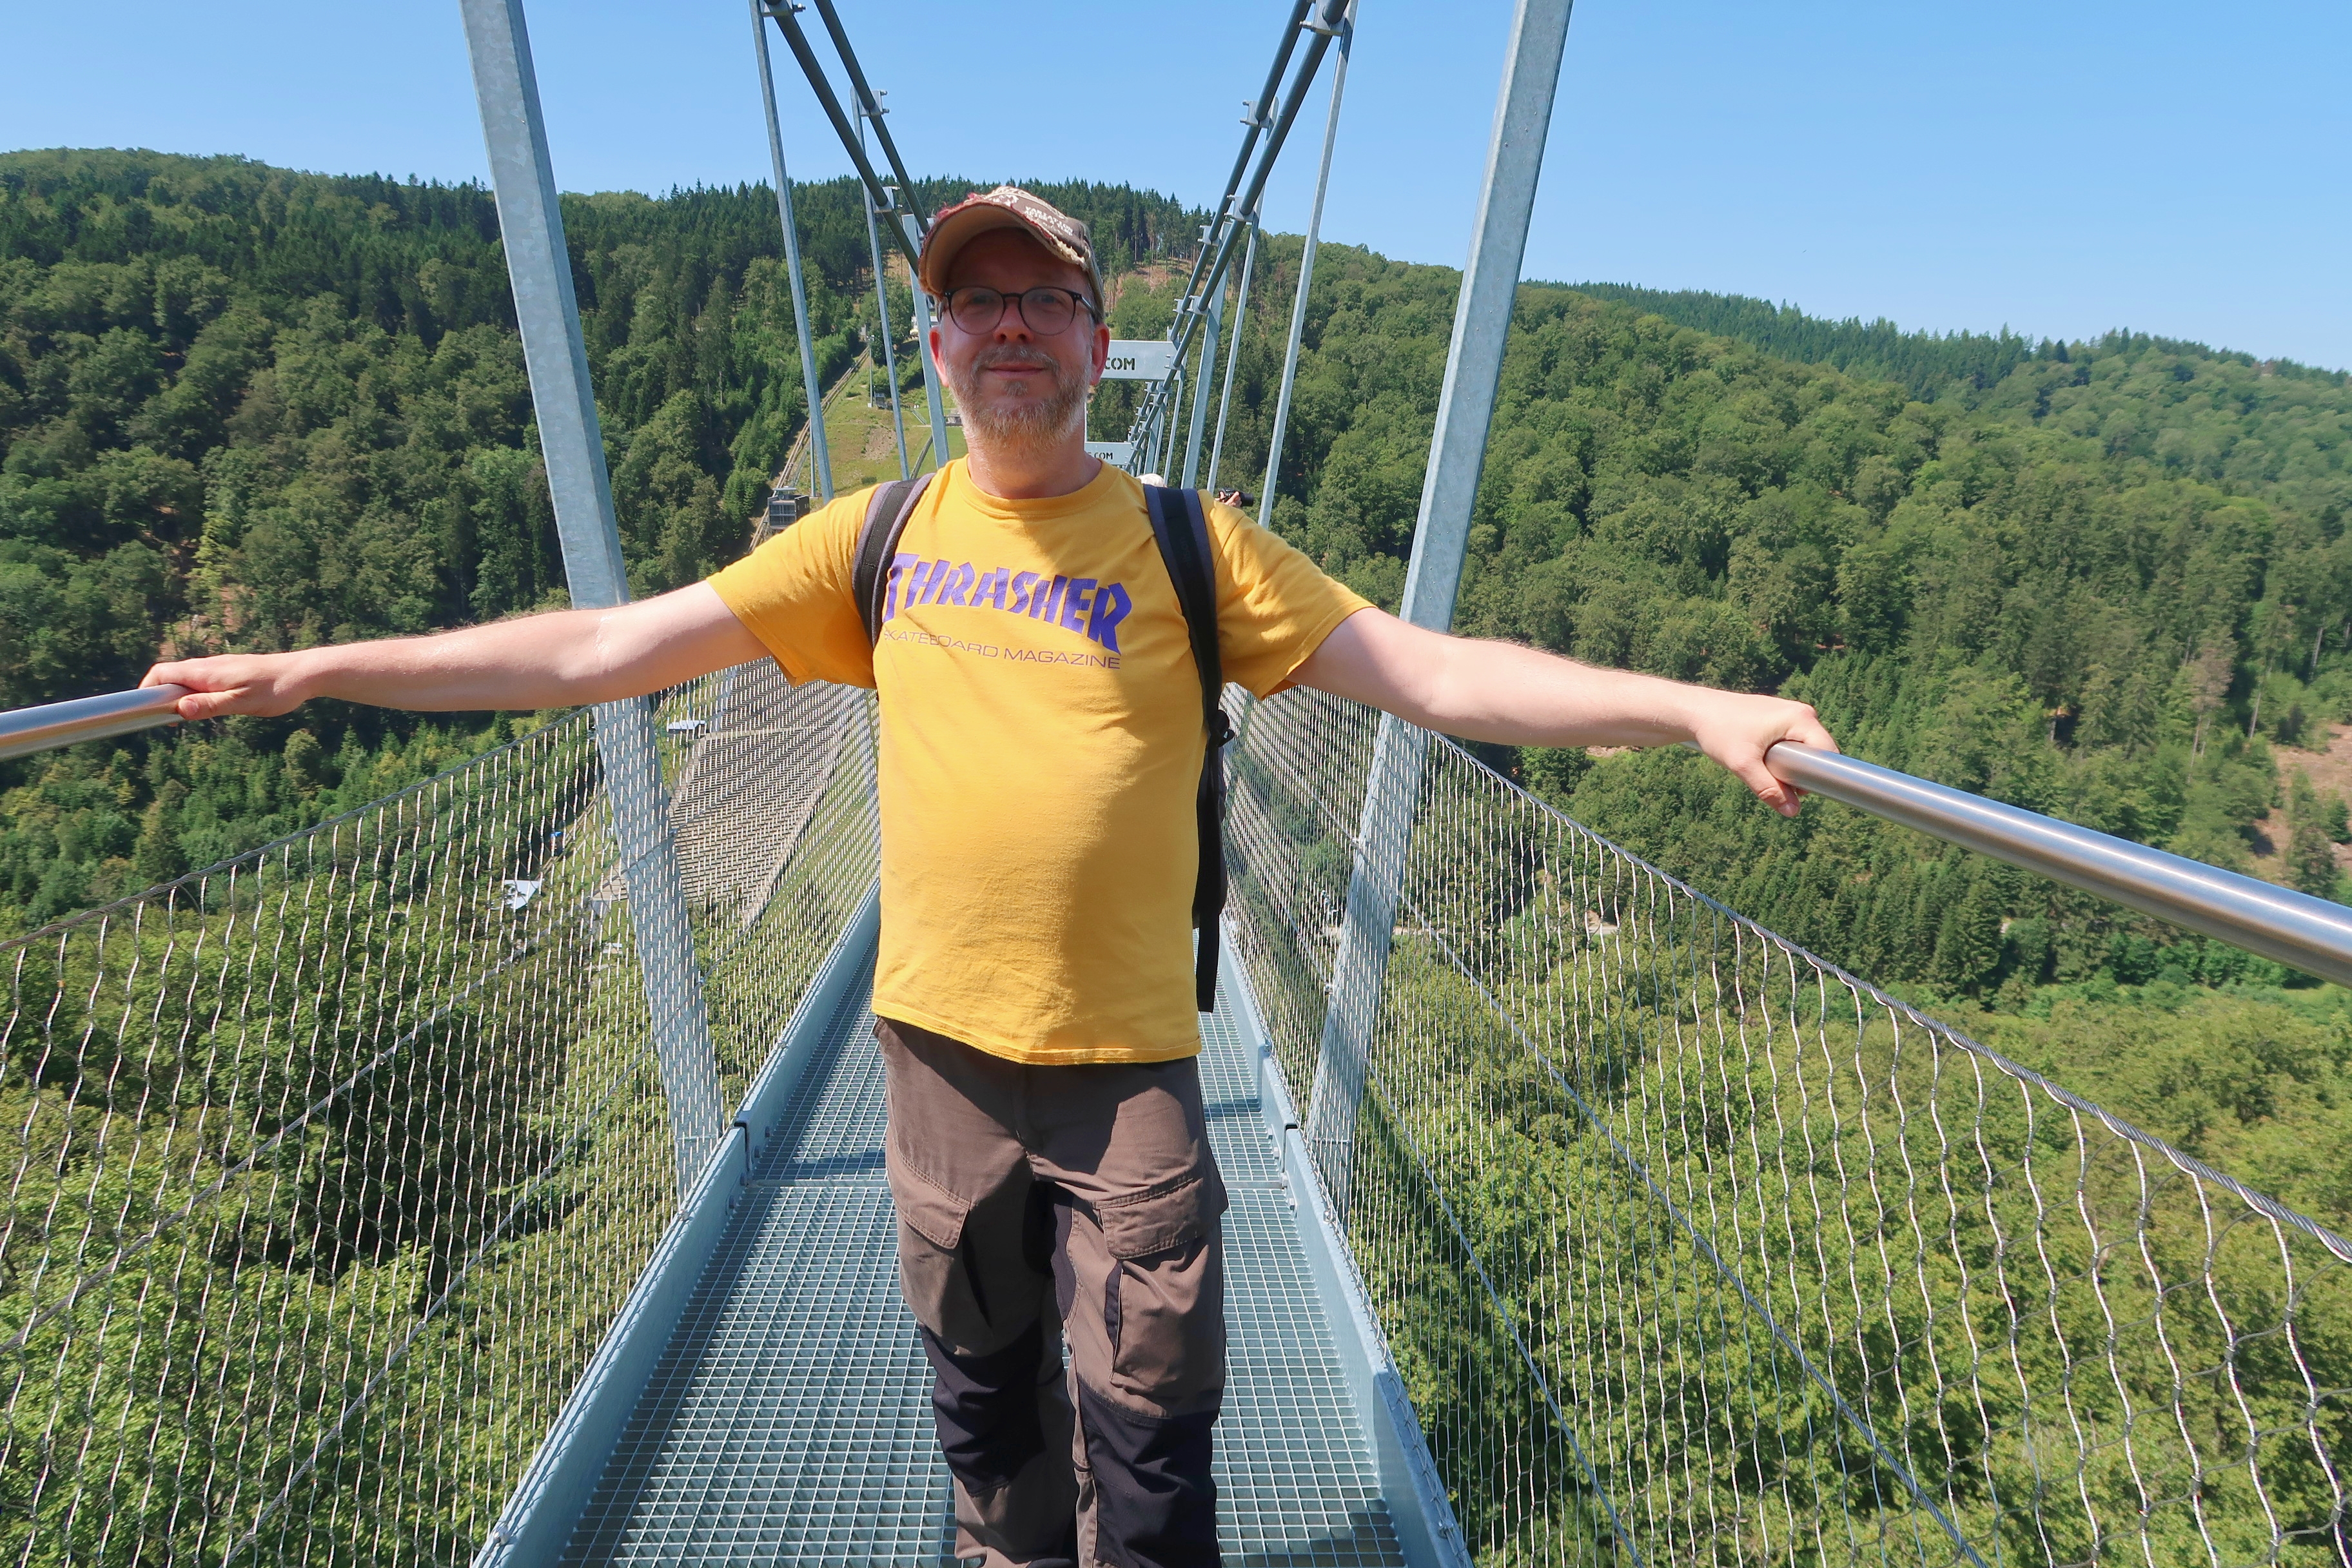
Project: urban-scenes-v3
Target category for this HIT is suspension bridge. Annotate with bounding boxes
[2,1,2347,1564]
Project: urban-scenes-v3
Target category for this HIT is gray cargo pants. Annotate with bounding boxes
[877,1017,1228,1568]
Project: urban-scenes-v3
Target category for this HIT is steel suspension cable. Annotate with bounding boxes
[1260,0,1354,533]
[858,104,912,481]
[748,0,834,501]
[1148,369,1181,478]
[1205,206,1260,494]
[759,1,919,268]
[807,0,925,226]
[1180,264,1226,487]
[1124,0,1351,451]
[767,0,1333,469]
[1170,0,1313,330]
[1211,1,1313,262]
[1127,14,1342,446]
[899,211,955,473]
[765,0,949,470]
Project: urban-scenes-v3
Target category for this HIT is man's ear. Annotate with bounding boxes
[1088,321,1110,387]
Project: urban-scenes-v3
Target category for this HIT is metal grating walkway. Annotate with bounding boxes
[560,952,1408,1565]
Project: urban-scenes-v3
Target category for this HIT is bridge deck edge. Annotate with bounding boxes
[470,883,883,1567]
[1219,921,1474,1568]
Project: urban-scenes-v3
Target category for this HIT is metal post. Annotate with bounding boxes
[1304,0,1574,1217]
[858,139,911,480]
[1180,286,1224,489]
[1260,0,1353,534]
[1136,386,1162,473]
[1168,372,1184,476]
[460,0,725,1195]
[901,213,954,472]
[749,0,832,502]
[1150,368,1181,477]
[1206,208,1258,494]
[1395,8,1570,631]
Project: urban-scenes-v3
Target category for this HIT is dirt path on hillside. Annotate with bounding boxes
[2251,721,2352,878]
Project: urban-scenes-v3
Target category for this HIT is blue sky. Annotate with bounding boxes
[5,0,2345,369]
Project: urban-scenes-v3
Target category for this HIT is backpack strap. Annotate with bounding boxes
[854,473,937,645]
[1142,484,1231,1013]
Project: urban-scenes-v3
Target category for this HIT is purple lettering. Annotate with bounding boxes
[1010,570,1041,614]
[1085,582,1133,651]
[941,562,976,607]
[1059,578,1097,633]
[884,553,921,623]
[1038,575,1068,622]
[905,559,938,607]
[975,567,1010,611]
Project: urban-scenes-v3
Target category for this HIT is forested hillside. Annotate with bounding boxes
[1122,240,2352,1011]
[0,150,1195,925]
[10,145,2352,1016]
[1564,281,2347,402]
[6,147,2349,1565]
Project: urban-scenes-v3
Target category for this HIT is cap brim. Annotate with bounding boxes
[919,202,1103,305]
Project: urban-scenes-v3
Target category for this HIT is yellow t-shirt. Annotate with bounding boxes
[707,459,1371,1065]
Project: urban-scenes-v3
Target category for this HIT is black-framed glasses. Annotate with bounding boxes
[943,285,1099,336]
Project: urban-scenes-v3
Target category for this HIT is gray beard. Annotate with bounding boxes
[946,345,1091,458]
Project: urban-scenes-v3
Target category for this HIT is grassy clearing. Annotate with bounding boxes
[789,344,969,498]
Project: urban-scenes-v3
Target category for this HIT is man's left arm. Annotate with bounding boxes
[1291,607,1838,818]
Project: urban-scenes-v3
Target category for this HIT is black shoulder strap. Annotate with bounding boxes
[1142,485,1231,1013]
[853,473,936,645]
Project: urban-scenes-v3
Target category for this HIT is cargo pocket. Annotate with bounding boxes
[1094,1166,1229,1409]
[885,1141,979,1339]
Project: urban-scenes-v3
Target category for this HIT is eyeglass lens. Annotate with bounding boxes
[948,287,1082,335]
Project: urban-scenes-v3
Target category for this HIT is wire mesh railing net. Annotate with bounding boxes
[1224,685,2351,1568]
[0,662,876,1567]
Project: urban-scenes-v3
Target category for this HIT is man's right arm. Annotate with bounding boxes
[142,582,768,720]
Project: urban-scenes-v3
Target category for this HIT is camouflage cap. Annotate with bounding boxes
[918,186,1105,313]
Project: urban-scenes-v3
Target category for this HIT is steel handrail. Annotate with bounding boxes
[1766,740,2352,988]
[0,685,188,763]
[11,691,2342,983]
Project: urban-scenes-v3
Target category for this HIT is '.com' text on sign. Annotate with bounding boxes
[1100,340,1175,380]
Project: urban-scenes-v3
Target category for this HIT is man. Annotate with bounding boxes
[144,186,1836,1567]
